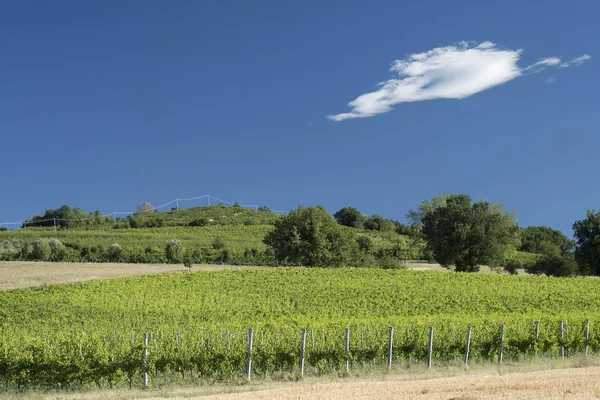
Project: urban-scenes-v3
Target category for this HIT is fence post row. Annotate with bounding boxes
[132,319,592,386]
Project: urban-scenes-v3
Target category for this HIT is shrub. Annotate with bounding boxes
[165,239,182,263]
[108,243,123,261]
[48,239,66,261]
[30,239,51,260]
[212,236,226,250]
[188,218,208,227]
[356,236,374,253]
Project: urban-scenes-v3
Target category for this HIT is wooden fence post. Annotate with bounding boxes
[427,326,434,368]
[560,321,565,358]
[534,321,540,356]
[142,333,148,390]
[344,328,350,373]
[246,328,253,380]
[498,325,505,365]
[300,328,307,377]
[464,326,472,366]
[585,319,590,356]
[387,326,394,370]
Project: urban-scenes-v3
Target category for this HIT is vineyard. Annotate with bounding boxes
[1,269,599,390]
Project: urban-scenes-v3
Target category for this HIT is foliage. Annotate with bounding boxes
[108,243,123,261]
[165,239,182,263]
[23,205,110,229]
[264,206,356,267]
[1,269,600,389]
[134,202,155,216]
[212,236,226,250]
[364,214,396,233]
[406,192,454,228]
[333,207,366,228]
[29,239,51,260]
[526,252,578,277]
[519,226,574,256]
[573,210,600,276]
[422,194,518,272]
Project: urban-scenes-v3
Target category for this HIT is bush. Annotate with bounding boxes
[108,243,123,261]
[29,239,51,260]
[165,239,182,263]
[526,253,578,277]
[356,236,374,253]
[48,239,66,261]
[377,256,406,270]
[0,239,25,260]
[212,236,226,250]
[188,218,208,227]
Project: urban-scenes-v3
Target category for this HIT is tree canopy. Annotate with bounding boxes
[333,207,365,229]
[422,194,517,272]
[573,210,600,276]
[264,206,354,267]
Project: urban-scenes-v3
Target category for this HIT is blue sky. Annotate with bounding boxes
[0,0,598,235]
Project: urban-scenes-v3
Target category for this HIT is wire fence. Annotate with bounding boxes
[0,194,287,228]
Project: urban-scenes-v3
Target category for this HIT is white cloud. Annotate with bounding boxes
[522,57,561,73]
[559,54,591,68]
[327,43,590,121]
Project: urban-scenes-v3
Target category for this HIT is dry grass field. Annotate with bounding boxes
[0,261,268,290]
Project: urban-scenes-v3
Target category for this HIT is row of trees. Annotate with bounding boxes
[264,194,600,277]
[333,207,411,234]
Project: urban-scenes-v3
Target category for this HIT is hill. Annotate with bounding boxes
[0,204,426,265]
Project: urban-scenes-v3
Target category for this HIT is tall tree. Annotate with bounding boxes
[422,194,517,272]
[573,210,600,276]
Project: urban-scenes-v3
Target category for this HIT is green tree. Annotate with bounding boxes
[422,194,517,272]
[527,253,578,277]
[406,192,454,228]
[364,215,396,232]
[264,206,354,267]
[573,210,600,275]
[519,226,574,256]
[333,207,365,228]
